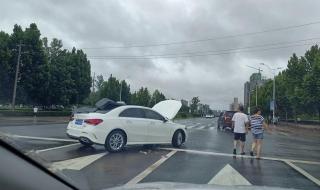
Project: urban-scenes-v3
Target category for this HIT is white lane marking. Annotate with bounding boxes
[51,152,107,171]
[284,161,320,186]
[209,126,215,130]
[197,126,206,130]
[35,143,80,153]
[9,134,78,142]
[126,150,177,185]
[208,164,252,185]
[186,125,197,129]
[160,148,320,165]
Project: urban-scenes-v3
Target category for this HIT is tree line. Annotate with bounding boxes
[84,74,168,107]
[0,23,91,108]
[252,45,320,121]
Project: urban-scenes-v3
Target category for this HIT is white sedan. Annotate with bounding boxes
[66,100,187,152]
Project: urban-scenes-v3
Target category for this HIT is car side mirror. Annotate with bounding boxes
[163,117,168,123]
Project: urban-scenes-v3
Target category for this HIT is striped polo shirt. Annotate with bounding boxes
[250,114,264,134]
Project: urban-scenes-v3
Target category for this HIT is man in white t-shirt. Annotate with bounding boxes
[232,105,249,155]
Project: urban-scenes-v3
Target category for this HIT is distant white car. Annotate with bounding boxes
[205,115,215,118]
[67,100,187,152]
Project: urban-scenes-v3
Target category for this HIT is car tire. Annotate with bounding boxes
[79,137,93,146]
[105,130,126,153]
[172,130,184,148]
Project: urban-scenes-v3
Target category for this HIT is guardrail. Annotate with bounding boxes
[279,119,320,125]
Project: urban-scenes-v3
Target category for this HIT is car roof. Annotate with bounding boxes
[121,105,152,109]
[105,105,157,117]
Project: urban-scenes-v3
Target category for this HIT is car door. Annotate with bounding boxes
[118,108,149,143]
[143,109,173,143]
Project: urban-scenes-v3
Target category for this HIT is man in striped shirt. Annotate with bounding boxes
[249,107,270,159]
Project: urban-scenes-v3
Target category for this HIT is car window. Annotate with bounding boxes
[119,108,145,118]
[143,109,165,121]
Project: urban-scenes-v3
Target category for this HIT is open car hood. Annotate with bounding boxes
[152,100,182,120]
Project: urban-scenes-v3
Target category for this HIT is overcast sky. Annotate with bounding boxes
[1,0,320,110]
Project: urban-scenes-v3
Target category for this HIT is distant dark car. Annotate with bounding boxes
[218,111,237,130]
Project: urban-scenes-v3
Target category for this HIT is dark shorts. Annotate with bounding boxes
[252,133,264,139]
[234,133,246,142]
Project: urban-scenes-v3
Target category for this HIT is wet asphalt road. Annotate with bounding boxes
[0,118,319,190]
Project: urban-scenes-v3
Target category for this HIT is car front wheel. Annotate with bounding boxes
[172,130,184,148]
[105,130,126,152]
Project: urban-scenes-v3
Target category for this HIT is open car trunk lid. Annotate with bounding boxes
[152,100,182,120]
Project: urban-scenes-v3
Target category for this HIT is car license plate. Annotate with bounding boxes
[75,119,83,125]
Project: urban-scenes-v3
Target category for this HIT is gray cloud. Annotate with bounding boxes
[1,0,320,110]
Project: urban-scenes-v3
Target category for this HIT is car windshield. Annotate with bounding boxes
[1,1,320,190]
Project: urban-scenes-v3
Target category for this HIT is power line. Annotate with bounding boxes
[87,42,318,60]
[87,38,320,60]
[82,20,320,49]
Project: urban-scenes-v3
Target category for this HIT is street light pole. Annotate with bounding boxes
[272,72,276,124]
[260,63,282,125]
[248,90,251,114]
[119,81,122,102]
[11,41,22,111]
[255,82,258,107]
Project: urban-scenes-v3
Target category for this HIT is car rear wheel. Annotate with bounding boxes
[172,130,184,148]
[79,137,93,146]
[105,130,126,152]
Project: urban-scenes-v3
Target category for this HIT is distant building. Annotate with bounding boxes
[197,103,203,113]
[203,104,210,115]
[244,72,266,112]
[230,97,239,111]
[244,82,250,110]
[181,99,188,107]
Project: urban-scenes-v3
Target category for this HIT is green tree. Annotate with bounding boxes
[95,75,104,92]
[0,31,12,103]
[17,23,49,106]
[100,75,120,101]
[190,97,200,114]
[131,87,151,107]
[120,80,131,104]
[303,45,320,120]
[149,89,166,107]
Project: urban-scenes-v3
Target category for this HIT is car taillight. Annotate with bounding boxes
[69,114,74,121]
[84,119,103,126]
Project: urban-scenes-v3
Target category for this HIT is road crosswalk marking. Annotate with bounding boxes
[50,152,107,171]
[284,161,320,186]
[197,126,206,130]
[7,134,78,142]
[126,150,177,185]
[208,164,252,185]
[160,148,320,165]
[35,143,80,153]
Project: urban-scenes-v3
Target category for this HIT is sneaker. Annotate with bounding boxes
[250,151,254,157]
[240,152,245,155]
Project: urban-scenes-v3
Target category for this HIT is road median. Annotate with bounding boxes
[0,116,69,127]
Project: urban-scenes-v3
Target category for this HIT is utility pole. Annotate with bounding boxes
[92,72,95,93]
[119,80,122,102]
[11,41,22,111]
